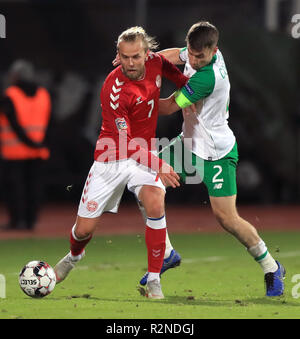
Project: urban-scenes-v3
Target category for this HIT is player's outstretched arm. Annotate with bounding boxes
[159,92,197,117]
[158,48,185,65]
[159,93,181,116]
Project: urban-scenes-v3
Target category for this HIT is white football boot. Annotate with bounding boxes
[146,279,164,299]
[54,251,85,283]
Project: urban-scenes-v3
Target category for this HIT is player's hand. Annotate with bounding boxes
[157,162,180,188]
[183,103,197,116]
[112,54,121,67]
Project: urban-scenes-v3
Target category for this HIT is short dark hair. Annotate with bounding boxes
[186,21,219,51]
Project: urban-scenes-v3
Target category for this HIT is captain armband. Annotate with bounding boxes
[174,90,193,109]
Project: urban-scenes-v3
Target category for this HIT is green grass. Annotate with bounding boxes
[0,231,300,319]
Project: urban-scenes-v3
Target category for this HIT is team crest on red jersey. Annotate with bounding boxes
[115,117,128,131]
[156,75,161,88]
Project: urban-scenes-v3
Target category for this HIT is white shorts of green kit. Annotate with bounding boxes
[77,159,165,218]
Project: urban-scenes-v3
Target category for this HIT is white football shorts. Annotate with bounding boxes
[77,159,165,218]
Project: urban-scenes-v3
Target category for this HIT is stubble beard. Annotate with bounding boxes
[123,66,145,81]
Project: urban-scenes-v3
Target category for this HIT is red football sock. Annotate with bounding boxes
[145,226,166,273]
[69,229,92,256]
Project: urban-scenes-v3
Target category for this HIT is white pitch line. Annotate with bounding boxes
[183,256,225,264]
[74,256,225,271]
[276,251,300,258]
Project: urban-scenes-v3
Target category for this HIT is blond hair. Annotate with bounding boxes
[117,26,159,52]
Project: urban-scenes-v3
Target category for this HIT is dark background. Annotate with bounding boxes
[0,0,299,206]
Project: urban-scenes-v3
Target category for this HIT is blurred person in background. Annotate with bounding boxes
[0,60,51,231]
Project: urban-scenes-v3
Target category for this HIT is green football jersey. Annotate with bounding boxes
[175,48,236,161]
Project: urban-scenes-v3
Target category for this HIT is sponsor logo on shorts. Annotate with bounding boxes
[87,201,98,212]
[213,183,223,190]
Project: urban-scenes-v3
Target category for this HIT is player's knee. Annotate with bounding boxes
[145,200,165,219]
[74,229,92,239]
[74,217,97,239]
[73,224,92,239]
[140,187,165,218]
[213,209,239,232]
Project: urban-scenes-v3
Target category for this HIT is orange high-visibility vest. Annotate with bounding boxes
[0,86,51,160]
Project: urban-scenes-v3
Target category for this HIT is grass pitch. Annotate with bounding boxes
[0,231,300,319]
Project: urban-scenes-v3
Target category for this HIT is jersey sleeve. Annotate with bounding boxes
[160,54,188,88]
[175,66,216,108]
[179,47,188,63]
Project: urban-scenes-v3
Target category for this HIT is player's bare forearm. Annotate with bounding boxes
[159,94,197,117]
[158,48,185,65]
[159,94,181,116]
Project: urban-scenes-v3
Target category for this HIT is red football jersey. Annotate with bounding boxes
[94,52,188,172]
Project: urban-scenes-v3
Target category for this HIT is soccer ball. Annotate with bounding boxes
[19,261,56,298]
